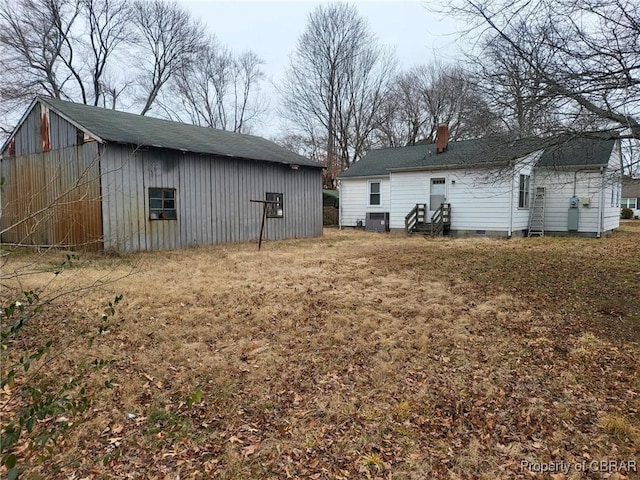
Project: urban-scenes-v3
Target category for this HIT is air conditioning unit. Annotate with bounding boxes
[365,212,390,232]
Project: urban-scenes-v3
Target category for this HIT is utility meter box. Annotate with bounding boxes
[568,196,579,231]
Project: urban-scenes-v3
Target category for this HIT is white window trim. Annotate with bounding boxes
[518,174,531,209]
[368,180,381,207]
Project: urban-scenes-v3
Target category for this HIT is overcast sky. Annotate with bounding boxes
[174,0,465,137]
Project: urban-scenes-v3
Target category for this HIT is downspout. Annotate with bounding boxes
[597,166,605,238]
[338,179,342,230]
[508,162,514,237]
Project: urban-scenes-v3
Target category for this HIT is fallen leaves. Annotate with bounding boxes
[2,225,640,478]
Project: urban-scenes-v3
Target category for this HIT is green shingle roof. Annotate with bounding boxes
[537,136,616,168]
[39,97,320,168]
[340,135,616,178]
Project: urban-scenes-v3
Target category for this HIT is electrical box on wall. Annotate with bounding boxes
[581,197,590,206]
[568,196,580,231]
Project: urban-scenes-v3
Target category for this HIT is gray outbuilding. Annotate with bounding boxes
[0,97,323,251]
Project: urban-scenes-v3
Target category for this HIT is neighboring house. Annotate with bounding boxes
[339,126,622,237]
[621,176,640,218]
[0,97,322,251]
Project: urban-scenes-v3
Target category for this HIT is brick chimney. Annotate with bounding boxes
[436,123,449,154]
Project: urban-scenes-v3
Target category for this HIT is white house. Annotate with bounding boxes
[621,176,640,218]
[339,127,622,238]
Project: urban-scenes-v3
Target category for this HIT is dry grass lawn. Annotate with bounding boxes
[2,222,639,479]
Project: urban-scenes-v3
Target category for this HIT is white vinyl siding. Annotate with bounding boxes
[602,144,623,232]
[389,170,512,232]
[339,177,390,227]
[389,172,430,230]
[535,169,602,233]
[446,170,511,232]
[535,142,620,235]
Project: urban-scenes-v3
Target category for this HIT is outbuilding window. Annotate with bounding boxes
[149,188,177,220]
[369,181,381,206]
[266,192,283,218]
[518,174,530,208]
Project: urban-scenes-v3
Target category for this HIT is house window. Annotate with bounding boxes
[149,188,177,220]
[611,178,621,207]
[266,192,283,218]
[519,174,530,208]
[369,181,381,206]
[622,198,637,209]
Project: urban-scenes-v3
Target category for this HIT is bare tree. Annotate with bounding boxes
[374,63,499,148]
[163,40,267,133]
[280,2,395,184]
[132,0,205,115]
[84,0,131,106]
[0,0,133,135]
[232,51,267,133]
[468,32,561,137]
[0,0,80,101]
[382,67,429,146]
[422,64,497,141]
[441,0,640,145]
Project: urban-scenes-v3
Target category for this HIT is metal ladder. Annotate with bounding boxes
[528,187,545,237]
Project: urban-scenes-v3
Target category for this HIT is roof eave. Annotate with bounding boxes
[112,140,322,168]
[535,163,607,171]
[338,173,390,180]
[38,97,105,144]
[388,161,509,173]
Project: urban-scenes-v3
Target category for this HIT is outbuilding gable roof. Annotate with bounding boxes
[5,97,320,168]
[340,135,617,178]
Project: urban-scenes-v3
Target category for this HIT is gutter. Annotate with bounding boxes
[508,163,514,237]
[338,180,342,230]
[387,161,509,173]
[338,174,390,180]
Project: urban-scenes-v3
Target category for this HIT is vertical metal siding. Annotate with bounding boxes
[96,144,322,252]
[0,142,103,250]
[7,102,42,156]
[4,119,321,253]
[49,110,80,150]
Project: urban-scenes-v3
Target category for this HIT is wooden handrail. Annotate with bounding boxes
[405,203,427,233]
[431,203,451,236]
[405,204,418,233]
